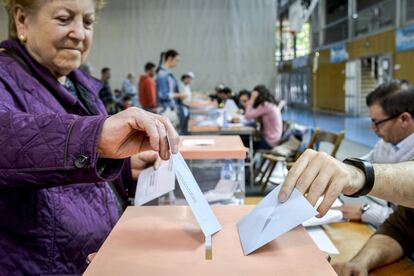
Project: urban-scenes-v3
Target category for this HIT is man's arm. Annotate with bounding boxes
[279,150,414,216]
[333,234,403,276]
[370,162,414,208]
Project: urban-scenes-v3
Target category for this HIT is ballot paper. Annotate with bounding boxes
[182,139,215,146]
[237,185,317,255]
[303,209,343,227]
[134,160,175,206]
[306,227,339,255]
[172,152,222,237]
[204,179,238,203]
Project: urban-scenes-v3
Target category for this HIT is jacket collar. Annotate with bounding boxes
[0,39,103,107]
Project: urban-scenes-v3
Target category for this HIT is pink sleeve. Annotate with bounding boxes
[244,102,268,120]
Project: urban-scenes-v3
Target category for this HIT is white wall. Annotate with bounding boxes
[0,7,7,40]
[89,0,277,93]
[0,0,277,93]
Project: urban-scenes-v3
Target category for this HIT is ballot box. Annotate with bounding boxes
[176,135,247,205]
[84,205,336,276]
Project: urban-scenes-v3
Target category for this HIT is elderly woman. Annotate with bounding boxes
[0,0,179,275]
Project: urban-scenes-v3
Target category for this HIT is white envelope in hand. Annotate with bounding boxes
[134,160,175,206]
[237,185,317,255]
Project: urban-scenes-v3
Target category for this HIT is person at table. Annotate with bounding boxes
[244,85,283,150]
[278,137,414,274]
[156,49,180,112]
[121,73,138,107]
[340,80,414,227]
[236,89,251,112]
[139,62,157,113]
[216,86,237,107]
[0,0,179,274]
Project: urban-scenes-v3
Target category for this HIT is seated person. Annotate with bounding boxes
[322,82,414,275]
[236,89,251,112]
[340,80,414,227]
[245,85,282,150]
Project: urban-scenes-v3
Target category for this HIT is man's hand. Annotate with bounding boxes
[278,149,365,216]
[333,262,368,276]
[131,151,161,180]
[340,204,363,221]
[98,107,179,160]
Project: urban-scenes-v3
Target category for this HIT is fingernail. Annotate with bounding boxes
[278,191,287,203]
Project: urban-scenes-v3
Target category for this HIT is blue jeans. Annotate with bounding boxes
[254,138,272,151]
[177,104,189,135]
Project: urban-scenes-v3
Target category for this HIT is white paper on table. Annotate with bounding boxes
[134,160,175,206]
[172,152,222,237]
[237,185,318,255]
[303,209,343,227]
[182,139,215,146]
[204,179,238,203]
[306,226,339,255]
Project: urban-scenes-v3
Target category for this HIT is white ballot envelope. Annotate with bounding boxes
[237,185,317,255]
[134,160,175,206]
[172,152,222,237]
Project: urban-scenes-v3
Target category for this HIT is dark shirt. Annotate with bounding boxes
[99,80,114,106]
[376,206,414,256]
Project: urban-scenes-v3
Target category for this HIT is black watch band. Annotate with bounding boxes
[343,158,375,198]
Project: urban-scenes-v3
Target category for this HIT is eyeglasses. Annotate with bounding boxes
[371,113,401,127]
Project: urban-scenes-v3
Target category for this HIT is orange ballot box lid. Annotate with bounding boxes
[179,135,247,160]
[84,206,336,276]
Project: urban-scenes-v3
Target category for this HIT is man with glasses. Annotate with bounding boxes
[319,80,414,275]
[340,80,414,228]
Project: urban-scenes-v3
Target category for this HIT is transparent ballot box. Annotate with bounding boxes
[170,135,247,205]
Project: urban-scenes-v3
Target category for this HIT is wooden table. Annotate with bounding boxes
[84,205,336,276]
[179,135,247,160]
[324,222,414,275]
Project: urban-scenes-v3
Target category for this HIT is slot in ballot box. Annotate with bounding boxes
[176,135,247,205]
[84,206,336,276]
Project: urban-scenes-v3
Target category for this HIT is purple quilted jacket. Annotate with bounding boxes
[0,40,133,275]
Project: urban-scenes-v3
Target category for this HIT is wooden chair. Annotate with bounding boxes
[255,129,345,194]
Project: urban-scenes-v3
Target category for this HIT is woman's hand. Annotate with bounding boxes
[131,151,161,180]
[97,107,179,160]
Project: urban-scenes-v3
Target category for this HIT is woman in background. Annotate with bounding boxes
[245,85,283,150]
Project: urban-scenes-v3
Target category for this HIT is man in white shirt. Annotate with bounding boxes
[340,80,414,227]
[177,72,195,134]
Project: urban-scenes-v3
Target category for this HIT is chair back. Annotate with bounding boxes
[312,130,345,158]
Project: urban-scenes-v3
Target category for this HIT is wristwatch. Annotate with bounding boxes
[343,158,375,198]
[361,203,370,214]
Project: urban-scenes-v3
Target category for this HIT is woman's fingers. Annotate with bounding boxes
[154,119,169,160]
[153,114,180,153]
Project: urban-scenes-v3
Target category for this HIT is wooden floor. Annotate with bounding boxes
[245,196,414,275]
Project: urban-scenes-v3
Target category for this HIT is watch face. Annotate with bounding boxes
[361,203,370,213]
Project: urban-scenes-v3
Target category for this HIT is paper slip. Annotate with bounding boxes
[306,227,339,255]
[204,179,237,203]
[303,209,343,227]
[134,160,175,206]
[182,139,215,146]
[172,152,222,237]
[237,185,317,255]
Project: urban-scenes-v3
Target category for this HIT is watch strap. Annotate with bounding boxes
[343,158,375,198]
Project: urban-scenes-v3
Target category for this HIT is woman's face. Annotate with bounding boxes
[15,0,95,80]
[167,55,180,68]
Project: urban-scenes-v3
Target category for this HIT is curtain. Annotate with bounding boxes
[0,0,277,93]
